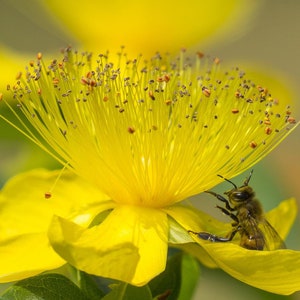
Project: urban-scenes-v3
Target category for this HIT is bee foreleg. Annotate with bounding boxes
[215,205,239,223]
[205,190,235,211]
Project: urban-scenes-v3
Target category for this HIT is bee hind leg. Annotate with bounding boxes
[188,228,239,243]
[198,232,229,242]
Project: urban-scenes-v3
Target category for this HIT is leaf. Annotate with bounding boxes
[148,252,182,300]
[79,271,105,300]
[1,273,89,300]
[178,253,200,300]
[102,283,152,300]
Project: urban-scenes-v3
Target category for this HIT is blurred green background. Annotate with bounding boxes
[0,0,299,299]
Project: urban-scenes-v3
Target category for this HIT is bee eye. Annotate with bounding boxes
[234,191,250,201]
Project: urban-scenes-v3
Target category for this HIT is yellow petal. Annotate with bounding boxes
[165,204,231,237]
[265,198,297,240]
[166,212,217,267]
[0,169,114,282]
[48,205,168,286]
[0,169,113,239]
[173,242,217,269]
[201,243,300,295]
[165,205,226,268]
[44,0,259,56]
[0,233,65,283]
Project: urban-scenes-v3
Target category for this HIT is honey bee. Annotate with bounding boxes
[189,170,285,250]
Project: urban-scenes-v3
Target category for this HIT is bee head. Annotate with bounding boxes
[225,185,254,204]
[219,170,255,204]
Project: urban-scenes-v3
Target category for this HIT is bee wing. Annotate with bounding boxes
[241,215,285,250]
[241,215,266,250]
[258,218,286,250]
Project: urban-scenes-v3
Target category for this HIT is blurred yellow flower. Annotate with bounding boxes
[0,48,299,292]
[0,46,30,95]
[0,0,260,91]
[44,0,259,56]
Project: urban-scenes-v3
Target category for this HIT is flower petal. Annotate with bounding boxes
[0,169,113,239]
[164,205,226,268]
[201,243,300,295]
[165,204,231,237]
[174,243,218,269]
[0,233,65,283]
[48,205,168,286]
[0,169,114,282]
[265,197,297,240]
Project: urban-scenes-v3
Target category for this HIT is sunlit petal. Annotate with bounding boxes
[0,233,65,283]
[201,243,300,295]
[165,204,231,237]
[48,205,168,286]
[0,169,114,281]
[0,169,113,239]
[265,197,297,240]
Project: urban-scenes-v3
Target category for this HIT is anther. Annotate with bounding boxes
[249,141,257,148]
[287,117,296,124]
[265,127,272,135]
[128,127,135,134]
[202,87,211,97]
[44,192,52,199]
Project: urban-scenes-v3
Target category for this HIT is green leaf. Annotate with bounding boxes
[89,209,113,228]
[148,252,182,300]
[178,253,200,300]
[102,283,152,300]
[79,271,105,300]
[1,273,89,300]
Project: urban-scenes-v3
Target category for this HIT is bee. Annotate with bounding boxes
[189,170,285,250]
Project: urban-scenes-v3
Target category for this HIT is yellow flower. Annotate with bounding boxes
[0,48,299,292]
[43,0,259,56]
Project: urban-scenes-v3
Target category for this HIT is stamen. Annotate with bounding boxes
[44,164,69,199]
[1,48,298,207]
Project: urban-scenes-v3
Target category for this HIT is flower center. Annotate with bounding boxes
[4,48,298,208]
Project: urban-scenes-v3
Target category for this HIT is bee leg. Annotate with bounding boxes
[225,227,240,241]
[215,205,239,223]
[202,227,239,243]
[205,190,235,211]
[188,229,239,243]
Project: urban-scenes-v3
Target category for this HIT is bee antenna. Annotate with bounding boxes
[217,174,238,189]
[244,169,254,186]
